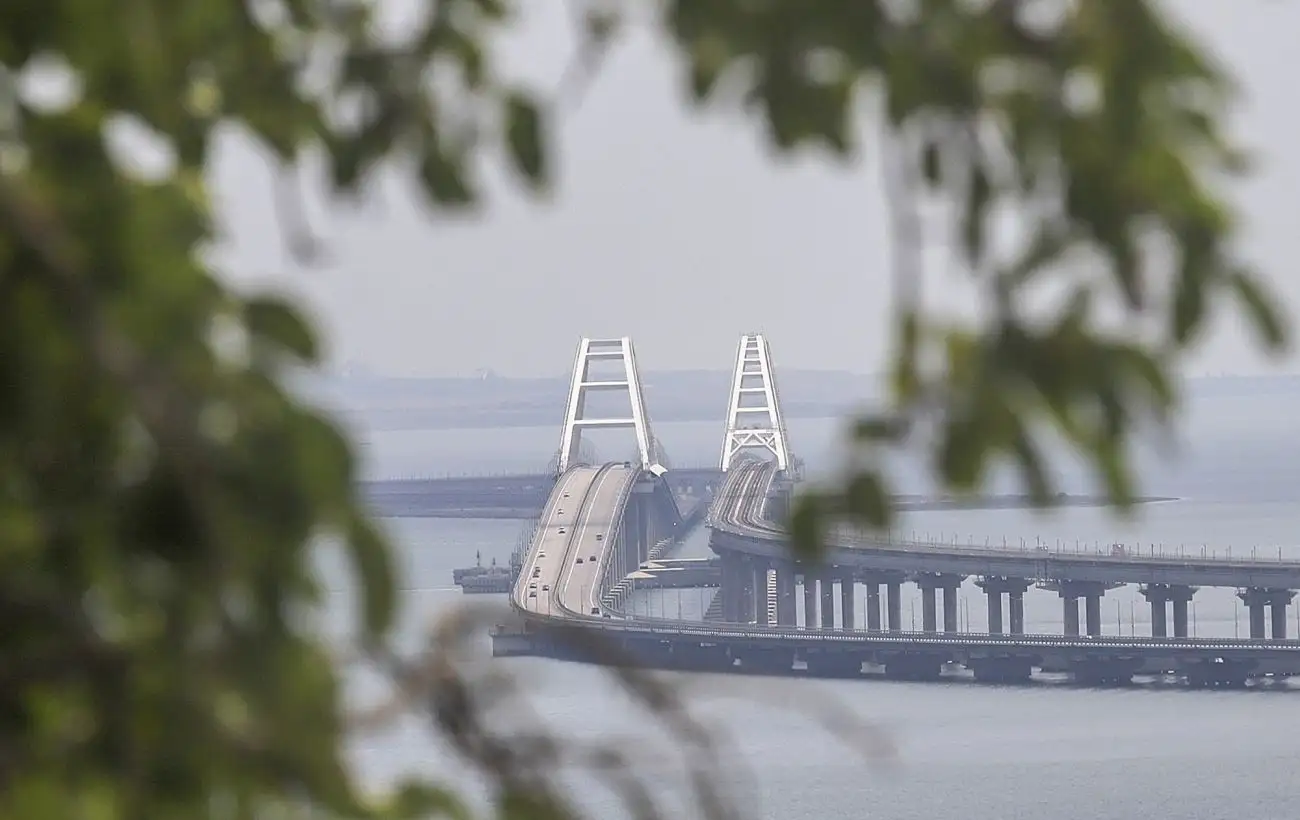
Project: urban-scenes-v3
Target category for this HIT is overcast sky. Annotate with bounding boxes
[208,1,1300,379]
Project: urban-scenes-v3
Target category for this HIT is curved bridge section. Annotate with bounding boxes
[709,462,1300,643]
[514,462,681,621]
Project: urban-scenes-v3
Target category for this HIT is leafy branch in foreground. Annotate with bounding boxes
[656,0,1287,553]
[0,0,1286,817]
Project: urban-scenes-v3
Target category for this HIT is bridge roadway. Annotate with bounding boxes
[514,463,641,619]
[711,462,1300,590]
[506,461,1300,684]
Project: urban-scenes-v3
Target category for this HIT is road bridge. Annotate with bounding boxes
[708,462,1300,646]
[484,333,1300,687]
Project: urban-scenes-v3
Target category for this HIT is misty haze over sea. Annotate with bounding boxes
[316,375,1300,820]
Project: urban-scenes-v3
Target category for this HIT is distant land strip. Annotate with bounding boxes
[894,493,1178,512]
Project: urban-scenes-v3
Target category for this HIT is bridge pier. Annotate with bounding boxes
[734,647,794,674]
[880,652,944,681]
[840,571,856,630]
[818,570,835,629]
[1141,584,1197,638]
[977,577,1031,635]
[804,651,864,678]
[886,577,903,631]
[801,571,817,629]
[916,573,964,634]
[1238,588,1295,640]
[968,655,1033,684]
[753,560,772,626]
[720,551,756,623]
[863,581,880,630]
[1053,580,1112,637]
[920,585,937,633]
[775,563,798,625]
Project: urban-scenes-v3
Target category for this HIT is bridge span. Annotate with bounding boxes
[709,461,1300,644]
[489,334,1300,687]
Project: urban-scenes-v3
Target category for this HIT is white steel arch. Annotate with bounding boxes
[719,333,791,473]
[557,337,663,474]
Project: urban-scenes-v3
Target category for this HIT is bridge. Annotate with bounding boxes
[480,333,1300,687]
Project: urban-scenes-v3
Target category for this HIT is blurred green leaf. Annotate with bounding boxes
[245,295,318,363]
[504,91,548,189]
[1227,267,1287,350]
[788,492,828,562]
[843,471,891,529]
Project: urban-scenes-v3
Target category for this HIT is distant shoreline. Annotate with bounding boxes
[896,494,1178,512]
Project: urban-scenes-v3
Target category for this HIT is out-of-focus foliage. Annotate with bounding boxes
[0,0,1282,818]
[657,0,1285,553]
[1,1,553,816]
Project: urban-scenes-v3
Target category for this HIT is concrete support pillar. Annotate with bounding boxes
[639,497,654,563]
[840,572,855,630]
[977,577,1030,636]
[986,589,1003,635]
[801,573,816,630]
[1009,591,1026,635]
[743,565,758,624]
[1170,586,1195,638]
[718,552,736,622]
[1141,585,1169,638]
[1241,588,1296,640]
[753,562,771,626]
[886,580,903,632]
[1062,596,1080,636]
[1055,581,1112,637]
[1271,596,1290,640]
[775,564,797,626]
[942,586,960,633]
[920,585,938,633]
[1084,594,1102,637]
[819,571,835,629]
[864,582,881,631]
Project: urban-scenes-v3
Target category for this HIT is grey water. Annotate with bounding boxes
[333,388,1300,819]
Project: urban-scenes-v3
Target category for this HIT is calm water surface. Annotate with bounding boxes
[332,391,1300,819]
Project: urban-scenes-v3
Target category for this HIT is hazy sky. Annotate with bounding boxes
[209,1,1300,379]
